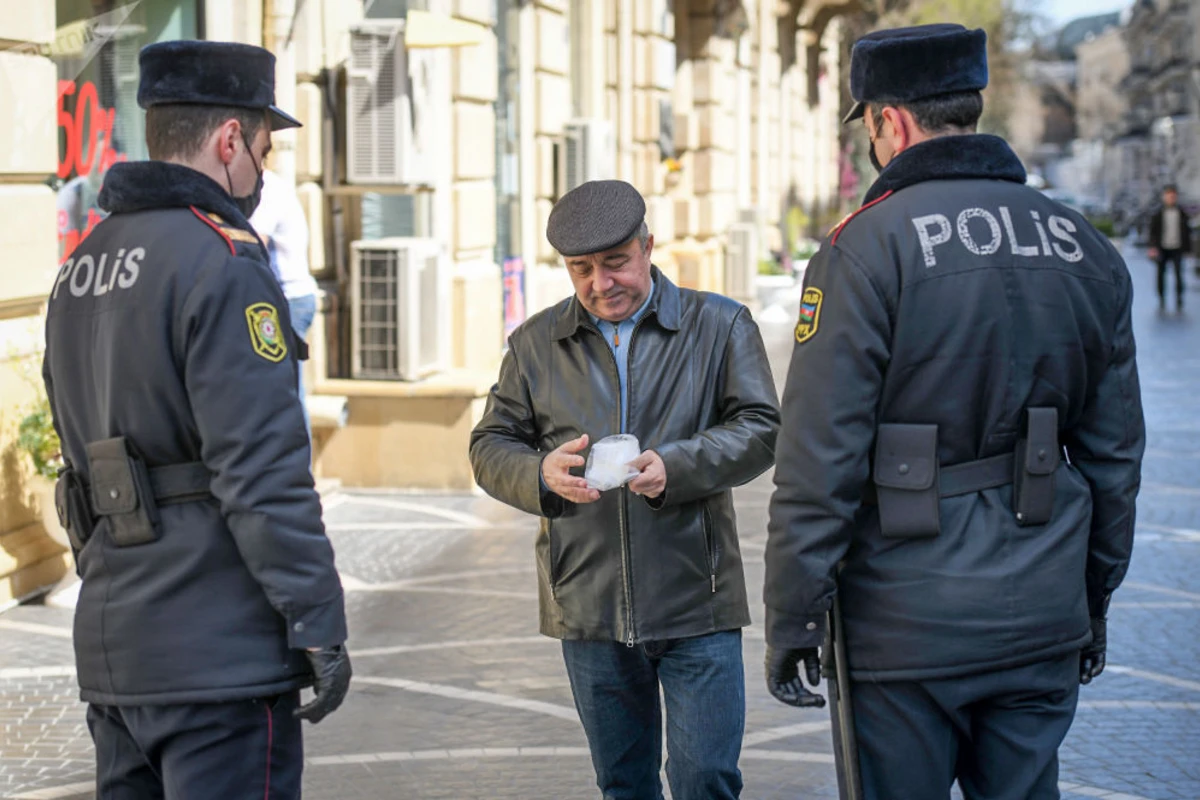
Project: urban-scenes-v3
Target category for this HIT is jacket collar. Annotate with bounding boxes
[863,134,1027,205]
[552,266,681,341]
[98,160,254,232]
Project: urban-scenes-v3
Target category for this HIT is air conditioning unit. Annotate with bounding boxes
[557,118,615,196]
[346,21,436,185]
[350,238,449,381]
[725,222,758,300]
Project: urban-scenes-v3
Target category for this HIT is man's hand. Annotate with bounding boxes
[1148,247,1160,260]
[295,645,352,723]
[542,434,601,504]
[628,450,666,499]
[1080,617,1107,685]
[765,645,826,708]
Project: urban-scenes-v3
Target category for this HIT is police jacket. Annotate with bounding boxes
[43,161,347,705]
[470,271,780,644]
[764,135,1145,681]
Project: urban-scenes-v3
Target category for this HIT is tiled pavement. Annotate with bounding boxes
[1,244,1197,799]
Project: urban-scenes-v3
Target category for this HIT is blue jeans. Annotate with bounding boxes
[287,294,317,433]
[561,630,745,800]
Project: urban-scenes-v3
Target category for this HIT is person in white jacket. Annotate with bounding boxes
[251,168,319,429]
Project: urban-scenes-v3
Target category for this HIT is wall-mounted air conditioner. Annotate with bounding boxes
[350,238,449,381]
[725,222,758,300]
[346,21,437,185]
[557,118,615,196]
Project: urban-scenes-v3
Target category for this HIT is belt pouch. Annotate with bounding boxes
[873,424,940,539]
[85,437,161,547]
[54,466,94,551]
[1013,408,1059,527]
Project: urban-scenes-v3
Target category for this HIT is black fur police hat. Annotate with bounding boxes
[547,180,647,257]
[137,41,302,131]
[843,24,988,124]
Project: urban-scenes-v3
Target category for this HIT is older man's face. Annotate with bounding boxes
[564,233,655,323]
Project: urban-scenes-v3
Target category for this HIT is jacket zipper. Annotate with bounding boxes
[584,324,638,648]
[622,315,654,645]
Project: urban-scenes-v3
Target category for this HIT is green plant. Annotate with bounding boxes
[1088,216,1117,238]
[794,239,820,260]
[758,258,786,276]
[17,396,62,480]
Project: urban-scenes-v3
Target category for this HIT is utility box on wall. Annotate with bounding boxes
[349,238,450,381]
[346,21,438,186]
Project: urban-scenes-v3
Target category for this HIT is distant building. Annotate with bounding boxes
[1112,0,1199,223]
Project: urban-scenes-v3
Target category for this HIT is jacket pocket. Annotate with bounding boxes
[702,506,718,593]
[548,519,561,599]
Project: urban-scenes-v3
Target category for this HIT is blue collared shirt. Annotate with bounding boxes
[589,280,656,432]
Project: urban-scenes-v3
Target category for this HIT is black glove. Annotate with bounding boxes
[765,645,826,708]
[295,645,352,723]
[1079,617,1106,685]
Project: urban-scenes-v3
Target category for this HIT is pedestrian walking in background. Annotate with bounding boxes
[1147,184,1192,312]
[470,179,780,800]
[42,41,351,799]
[764,24,1145,800]
[251,167,320,427]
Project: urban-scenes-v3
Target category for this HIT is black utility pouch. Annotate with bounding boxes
[1013,407,1059,527]
[85,437,161,547]
[54,466,95,552]
[873,424,941,539]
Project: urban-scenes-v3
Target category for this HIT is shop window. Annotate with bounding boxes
[360,192,429,239]
[53,0,199,259]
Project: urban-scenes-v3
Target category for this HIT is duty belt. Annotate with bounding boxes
[862,452,1014,504]
[145,461,215,504]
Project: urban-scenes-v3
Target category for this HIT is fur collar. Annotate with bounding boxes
[98,160,253,231]
[863,134,1027,205]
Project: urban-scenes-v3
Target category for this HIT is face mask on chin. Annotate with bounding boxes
[225,131,264,219]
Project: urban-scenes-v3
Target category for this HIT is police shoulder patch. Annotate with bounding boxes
[245,303,288,362]
[794,287,823,344]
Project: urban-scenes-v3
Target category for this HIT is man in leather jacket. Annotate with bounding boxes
[42,42,350,798]
[471,179,780,799]
[763,25,1145,799]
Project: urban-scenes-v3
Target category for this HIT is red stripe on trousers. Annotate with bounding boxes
[264,701,273,800]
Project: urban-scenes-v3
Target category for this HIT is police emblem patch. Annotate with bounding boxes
[794,287,823,344]
[245,303,288,362]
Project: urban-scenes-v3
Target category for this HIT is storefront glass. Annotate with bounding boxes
[53,0,199,259]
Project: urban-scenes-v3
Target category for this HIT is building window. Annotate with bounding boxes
[53,0,199,259]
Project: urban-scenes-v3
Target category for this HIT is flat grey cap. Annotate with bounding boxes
[547,180,646,257]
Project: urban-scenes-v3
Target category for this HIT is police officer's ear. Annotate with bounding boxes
[215,119,244,166]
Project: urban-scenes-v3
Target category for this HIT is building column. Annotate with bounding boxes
[0,1,72,602]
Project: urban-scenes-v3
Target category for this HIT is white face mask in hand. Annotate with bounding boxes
[584,435,642,491]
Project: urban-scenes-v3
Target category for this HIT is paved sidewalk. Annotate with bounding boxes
[1,243,1197,799]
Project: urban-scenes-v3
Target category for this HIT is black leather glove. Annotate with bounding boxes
[1080,617,1106,685]
[295,645,352,723]
[765,645,826,708]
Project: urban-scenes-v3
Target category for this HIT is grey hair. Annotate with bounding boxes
[634,220,650,250]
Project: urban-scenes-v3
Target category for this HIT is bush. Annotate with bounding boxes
[758,258,786,276]
[1088,216,1117,238]
[794,239,820,260]
[17,397,62,480]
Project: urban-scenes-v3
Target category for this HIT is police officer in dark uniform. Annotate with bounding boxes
[43,41,351,798]
[762,25,1145,798]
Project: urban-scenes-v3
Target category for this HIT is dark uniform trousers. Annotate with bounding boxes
[852,654,1079,800]
[87,691,303,799]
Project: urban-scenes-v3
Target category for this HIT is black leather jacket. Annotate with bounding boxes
[471,270,780,643]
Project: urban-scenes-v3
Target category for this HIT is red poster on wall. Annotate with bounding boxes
[56,79,127,260]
